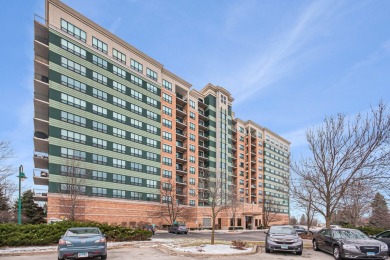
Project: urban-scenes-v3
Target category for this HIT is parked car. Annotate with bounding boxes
[168,224,188,234]
[265,225,303,255]
[143,225,156,235]
[293,225,311,235]
[57,227,107,260]
[371,230,390,255]
[312,228,388,260]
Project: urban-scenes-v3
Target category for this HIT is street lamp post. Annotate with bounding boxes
[17,165,27,225]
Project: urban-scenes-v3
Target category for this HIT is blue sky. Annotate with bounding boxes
[1,0,389,218]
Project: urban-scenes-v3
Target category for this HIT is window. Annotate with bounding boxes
[163,144,172,153]
[61,111,86,126]
[92,187,107,197]
[162,170,172,178]
[189,145,195,152]
[61,75,86,93]
[130,89,143,100]
[239,188,244,194]
[147,83,158,94]
[239,127,244,133]
[130,191,141,200]
[61,57,86,76]
[240,136,244,142]
[113,96,126,108]
[113,48,126,64]
[130,147,142,157]
[189,134,196,141]
[60,19,86,42]
[239,144,244,151]
[162,195,172,203]
[163,157,172,166]
[92,137,107,148]
[93,154,107,165]
[146,97,158,107]
[190,123,196,130]
[147,180,157,188]
[61,147,86,160]
[163,118,172,128]
[113,65,126,79]
[112,158,126,169]
[60,165,86,177]
[162,131,172,141]
[130,74,142,86]
[163,106,172,116]
[92,55,108,69]
[189,200,195,206]
[113,143,126,153]
[239,153,244,159]
[163,93,172,103]
[130,59,143,73]
[146,110,157,120]
[162,80,172,91]
[189,156,196,163]
[189,167,195,174]
[221,94,227,105]
[130,133,142,143]
[239,179,244,185]
[113,127,126,138]
[92,71,107,85]
[190,112,195,119]
[113,173,126,183]
[113,81,126,94]
[147,166,158,175]
[147,194,158,201]
[190,100,195,109]
[92,121,107,133]
[92,170,107,181]
[92,104,107,117]
[146,124,157,134]
[130,118,142,128]
[113,189,126,199]
[146,68,157,81]
[189,178,195,185]
[130,104,143,115]
[61,93,86,109]
[92,88,107,101]
[146,152,157,161]
[92,36,108,54]
[61,38,86,58]
[130,162,142,172]
[130,177,142,186]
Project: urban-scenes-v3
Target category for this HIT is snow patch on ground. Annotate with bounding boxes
[174,244,252,254]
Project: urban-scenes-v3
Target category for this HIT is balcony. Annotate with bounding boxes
[198,111,208,121]
[34,131,48,154]
[176,177,187,185]
[176,129,187,140]
[176,93,187,105]
[199,121,208,130]
[176,191,186,197]
[176,105,187,116]
[176,142,186,152]
[198,153,208,161]
[176,155,187,163]
[251,185,256,189]
[34,151,48,169]
[33,190,48,202]
[33,169,49,186]
[198,142,208,151]
[198,163,207,170]
[198,133,208,141]
[232,128,237,133]
[176,117,187,129]
[198,98,207,108]
[176,166,186,175]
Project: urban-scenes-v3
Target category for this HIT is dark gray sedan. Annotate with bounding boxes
[313,228,388,260]
[265,225,303,255]
[57,227,107,260]
[372,230,390,256]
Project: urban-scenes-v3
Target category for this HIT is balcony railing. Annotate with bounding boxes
[34,73,49,83]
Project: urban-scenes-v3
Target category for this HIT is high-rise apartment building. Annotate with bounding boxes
[33,0,290,228]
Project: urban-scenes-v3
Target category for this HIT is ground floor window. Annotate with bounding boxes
[237,218,242,226]
[203,218,211,227]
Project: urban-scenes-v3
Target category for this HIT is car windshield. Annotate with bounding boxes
[270,226,295,235]
[66,228,100,236]
[332,230,367,239]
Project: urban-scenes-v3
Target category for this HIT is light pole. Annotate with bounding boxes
[17,165,27,224]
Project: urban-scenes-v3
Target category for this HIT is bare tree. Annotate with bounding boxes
[208,176,230,245]
[293,102,390,228]
[227,189,242,231]
[155,179,186,226]
[337,181,374,226]
[0,140,15,187]
[59,159,88,221]
[262,195,283,227]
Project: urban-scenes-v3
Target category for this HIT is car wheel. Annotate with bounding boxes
[101,253,107,259]
[296,251,302,256]
[313,240,319,251]
[333,246,343,260]
[265,247,271,253]
[58,257,64,260]
[184,232,188,234]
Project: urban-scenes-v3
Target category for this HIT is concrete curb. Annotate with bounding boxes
[159,243,258,257]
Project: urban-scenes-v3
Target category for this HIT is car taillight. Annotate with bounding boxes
[95,237,106,243]
[59,239,72,245]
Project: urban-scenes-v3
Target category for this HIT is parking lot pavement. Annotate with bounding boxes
[0,246,335,260]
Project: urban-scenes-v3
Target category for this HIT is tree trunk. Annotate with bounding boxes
[325,216,331,228]
[211,216,215,245]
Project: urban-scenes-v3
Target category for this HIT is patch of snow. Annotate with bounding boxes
[174,244,252,254]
